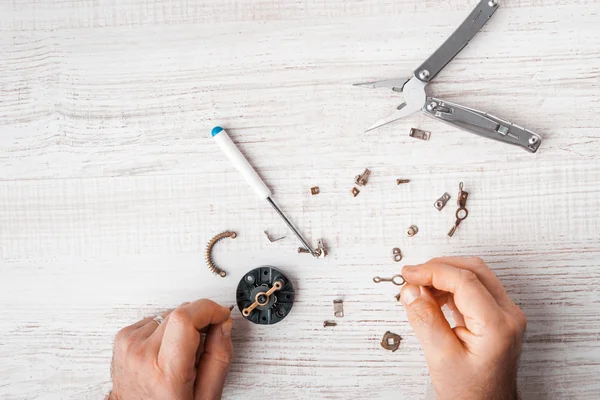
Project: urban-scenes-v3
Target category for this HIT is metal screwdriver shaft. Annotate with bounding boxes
[212,126,317,257]
[266,197,315,255]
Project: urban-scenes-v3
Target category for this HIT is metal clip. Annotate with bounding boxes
[355,168,371,186]
[409,128,431,141]
[434,192,451,211]
[264,230,286,242]
[457,182,469,207]
[333,300,344,318]
[392,248,402,262]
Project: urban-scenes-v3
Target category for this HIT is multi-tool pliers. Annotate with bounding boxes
[357,0,542,153]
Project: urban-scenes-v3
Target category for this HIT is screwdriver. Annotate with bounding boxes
[211,126,317,256]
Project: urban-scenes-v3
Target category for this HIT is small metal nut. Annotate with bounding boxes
[310,186,320,195]
[351,187,360,197]
[381,331,402,352]
[405,225,418,237]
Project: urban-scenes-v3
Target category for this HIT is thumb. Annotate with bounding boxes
[400,285,463,365]
[195,318,234,400]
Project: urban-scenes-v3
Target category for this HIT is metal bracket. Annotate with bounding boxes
[333,300,344,318]
[355,168,371,186]
[409,128,431,141]
[434,192,451,211]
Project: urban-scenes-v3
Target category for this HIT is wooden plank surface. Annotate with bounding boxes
[1,0,599,398]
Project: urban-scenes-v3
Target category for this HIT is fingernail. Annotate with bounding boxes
[401,285,421,305]
[180,302,190,306]
[228,305,235,311]
[221,319,233,336]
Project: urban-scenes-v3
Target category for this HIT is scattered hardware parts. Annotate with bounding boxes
[205,231,237,277]
[396,179,410,185]
[237,266,294,325]
[298,238,328,258]
[333,300,344,318]
[409,128,431,141]
[405,225,419,237]
[311,186,320,195]
[392,248,402,262]
[351,187,360,197]
[323,321,337,328]
[355,168,371,186]
[373,275,406,286]
[381,331,402,352]
[434,192,452,211]
[264,230,286,243]
[448,182,469,237]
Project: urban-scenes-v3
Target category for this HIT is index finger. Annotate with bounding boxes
[402,263,503,336]
[153,300,231,379]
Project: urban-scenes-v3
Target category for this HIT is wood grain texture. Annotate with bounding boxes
[1,0,600,399]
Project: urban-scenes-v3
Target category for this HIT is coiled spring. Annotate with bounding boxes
[205,231,237,277]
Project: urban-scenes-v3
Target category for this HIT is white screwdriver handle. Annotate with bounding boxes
[212,126,272,199]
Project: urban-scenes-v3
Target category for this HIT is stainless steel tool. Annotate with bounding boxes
[212,126,318,256]
[356,0,542,153]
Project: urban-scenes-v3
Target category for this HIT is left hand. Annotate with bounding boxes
[109,299,233,400]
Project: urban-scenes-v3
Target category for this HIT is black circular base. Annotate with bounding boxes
[236,266,294,325]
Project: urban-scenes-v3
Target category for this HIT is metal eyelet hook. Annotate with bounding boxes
[373,275,406,286]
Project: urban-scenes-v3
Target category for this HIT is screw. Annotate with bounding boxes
[529,136,539,145]
[276,307,286,318]
[418,69,430,81]
[488,0,498,6]
[245,275,255,284]
[426,101,438,112]
[297,247,310,254]
[323,321,337,328]
[396,179,410,185]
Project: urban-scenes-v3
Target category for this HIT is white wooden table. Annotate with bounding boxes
[1,1,600,398]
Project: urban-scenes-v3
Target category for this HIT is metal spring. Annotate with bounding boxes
[205,231,237,278]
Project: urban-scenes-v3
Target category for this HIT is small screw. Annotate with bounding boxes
[396,179,410,185]
[488,0,498,6]
[323,321,337,327]
[529,136,539,145]
[245,275,255,284]
[297,247,310,254]
[426,101,438,112]
[418,69,430,81]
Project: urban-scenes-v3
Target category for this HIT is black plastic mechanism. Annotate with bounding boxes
[236,266,294,325]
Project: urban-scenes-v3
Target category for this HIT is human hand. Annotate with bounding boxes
[109,299,233,400]
[399,257,526,400]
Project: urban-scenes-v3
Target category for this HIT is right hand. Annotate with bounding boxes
[400,257,527,400]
